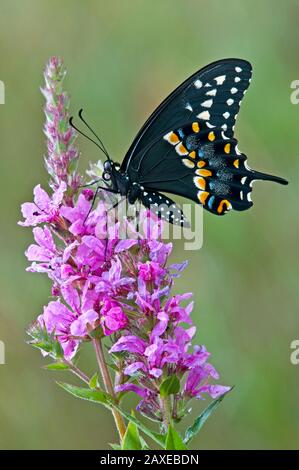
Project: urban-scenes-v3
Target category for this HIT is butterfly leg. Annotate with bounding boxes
[84,185,118,224]
[79,178,101,188]
[106,196,127,213]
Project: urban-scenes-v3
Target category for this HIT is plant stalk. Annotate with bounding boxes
[161,395,173,430]
[93,338,126,440]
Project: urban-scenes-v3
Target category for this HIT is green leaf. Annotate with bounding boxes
[58,382,165,448]
[27,322,63,360]
[109,443,121,450]
[121,420,142,450]
[160,376,180,397]
[112,405,166,448]
[57,382,114,409]
[184,390,231,444]
[106,362,119,373]
[140,436,149,450]
[89,372,99,389]
[44,362,69,371]
[165,424,188,450]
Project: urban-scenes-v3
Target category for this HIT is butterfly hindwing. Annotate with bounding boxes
[140,190,189,227]
[136,120,253,215]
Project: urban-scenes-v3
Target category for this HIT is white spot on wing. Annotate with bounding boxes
[231,87,238,94]
[182,159,195,169]
[194,79,202,89]
[221,124,227,131]
[206,88,217,96]
[241,176,247,185]
[221,131,229,140]
[235,66,242,72]
[214,75,226,85]
[201,99,213,108]
[227,98,234,106]
[197,110,210,120]
[235,77,241,83]
[185,103,193,112]
[235,145,242,155]
[223,111,230,119]
[206,122,216,128]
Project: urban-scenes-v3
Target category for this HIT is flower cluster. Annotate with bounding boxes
[20,57,230,436]
[20,180,230,419]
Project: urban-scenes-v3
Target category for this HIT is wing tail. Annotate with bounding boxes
[247,169,288,186]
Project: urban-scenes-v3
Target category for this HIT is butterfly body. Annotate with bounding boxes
[74,59,288,226]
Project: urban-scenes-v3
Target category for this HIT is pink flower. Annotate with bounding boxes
[100,297,128,335]
[184,366,231,400]
[38,285,100,360]
[19,182,66,227]
[138,261,165,284]
[38,300,78,360]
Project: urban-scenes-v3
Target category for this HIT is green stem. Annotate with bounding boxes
[161,395,173,430]
[63,359,90,385]
[92,338,126,441]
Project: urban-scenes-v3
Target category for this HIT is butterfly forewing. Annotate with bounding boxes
[121,59,252,173]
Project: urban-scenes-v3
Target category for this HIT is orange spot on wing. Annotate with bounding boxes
[194,177,206,190]
[224,143,231,154]
[176,143,188,155]
[233,159,239,168]
[192,122,200,133]
[217,199,232,214]
[198,191,209,205]
[208,131,215,141]
[164,131,180,145]
[197,160,206,168]
[189,151,196,159]
[197,169,212,177]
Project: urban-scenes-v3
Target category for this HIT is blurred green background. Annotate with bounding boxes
[0,0,298,450]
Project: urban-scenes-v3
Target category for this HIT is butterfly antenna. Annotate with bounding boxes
[69,116,109,159]
[78,109,111,161]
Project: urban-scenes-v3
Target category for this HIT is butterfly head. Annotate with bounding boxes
[102,159,125,193]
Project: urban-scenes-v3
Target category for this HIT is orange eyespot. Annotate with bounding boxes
[217,199,232,214]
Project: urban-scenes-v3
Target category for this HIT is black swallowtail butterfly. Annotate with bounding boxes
[70,59,288,227]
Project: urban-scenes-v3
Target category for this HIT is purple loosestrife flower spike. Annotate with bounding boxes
[21,57,231,447]
[42,57,80,193]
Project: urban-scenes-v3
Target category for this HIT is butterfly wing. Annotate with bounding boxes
[123,59,287,216]
[121,58,252,173]
[140,190,189,227]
